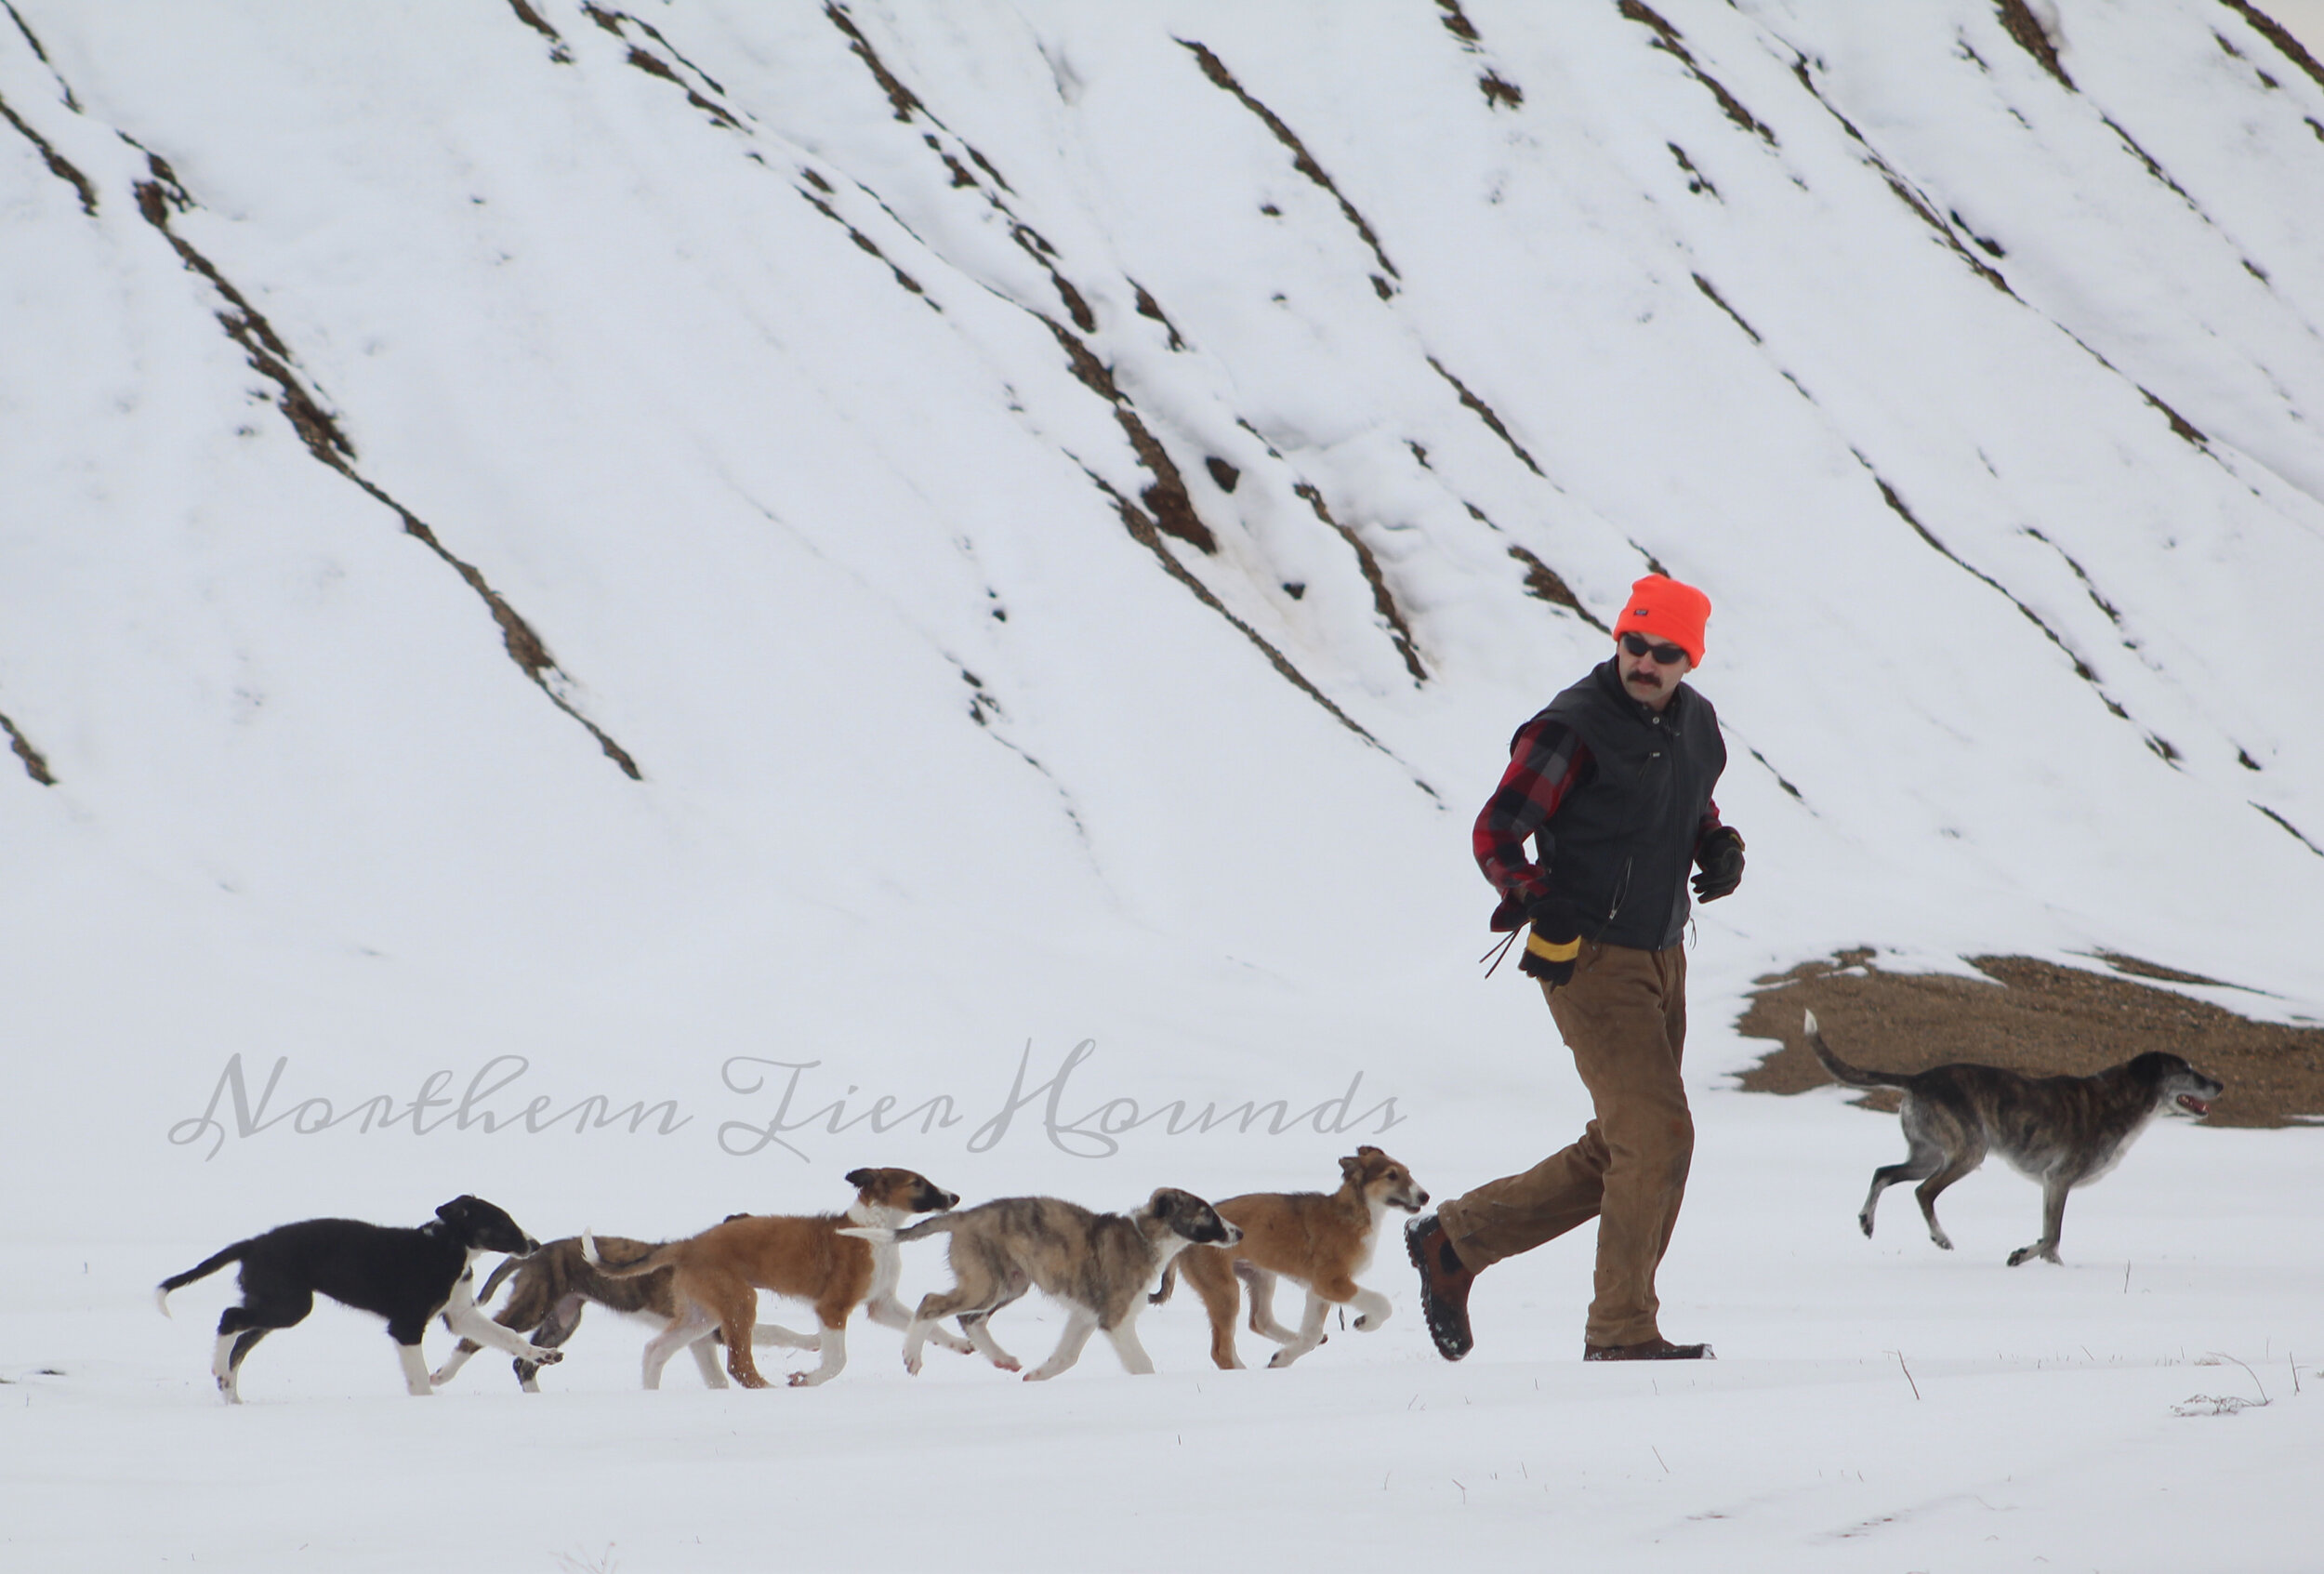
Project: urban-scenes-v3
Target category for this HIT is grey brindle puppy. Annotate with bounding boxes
[848,1187,1240,1380]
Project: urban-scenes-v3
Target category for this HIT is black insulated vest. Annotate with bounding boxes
[1529,660,1726,951]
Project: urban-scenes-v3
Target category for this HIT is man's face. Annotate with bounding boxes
[1618,631,1692,711]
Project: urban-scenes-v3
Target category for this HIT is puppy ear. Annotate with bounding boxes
[1339,1154,1364,1177]
[843,1168,875,1189]
[436,1197,476,1223]
[1356,1144,1384,1160]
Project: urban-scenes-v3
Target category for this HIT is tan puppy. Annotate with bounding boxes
[1153,1146,1428,1369]
[583,1168,971,1388]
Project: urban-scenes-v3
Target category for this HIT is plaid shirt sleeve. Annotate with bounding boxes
[1472,716,1591,929]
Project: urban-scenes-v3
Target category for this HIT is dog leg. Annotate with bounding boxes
[221,1328,275,1403]
[1860,1145,1941,1239]
[1347,1286,1393,1332]
[2007,1175,2073,1267]
[866,1294,972,1355]
[1025,1307,1102,1381]
[1267,1291,1332,1369]
[1912,1150,1982,1253]
[1241,1268,1298,1347]
[435,1295,561,1390]
[435,1276,557,1388]
[211,1332,244,1402]
[713,1294,777,1390]
[396,1342,435,1396]
[1103,1313,1156,1377]
[912,1287,1016,1373]
[641,1304,716,1390]
[749,1320,822,1350]
[787,1320,849,1387]
[1856,1171,1893,1237]
[957,1312,1021,1374]
[1186,1255,1243,1370]
[689,1335,731,1388]
[214,1286,310,1403]
[512,1294,586,1393]
[429,1339,483,1387]
[442,1297,563,1368]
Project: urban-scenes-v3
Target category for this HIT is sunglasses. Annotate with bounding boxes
[1621,632,1688,666]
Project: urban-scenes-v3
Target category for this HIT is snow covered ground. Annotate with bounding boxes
[12,1091,2322,1574]
[3,2,2321,1568]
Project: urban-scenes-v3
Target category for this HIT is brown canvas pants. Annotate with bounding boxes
[1435,940,1692,1348]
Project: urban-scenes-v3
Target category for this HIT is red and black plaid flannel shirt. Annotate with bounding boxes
[1473,716,1723,932]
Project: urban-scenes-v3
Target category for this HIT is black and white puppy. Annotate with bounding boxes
[157,1195,561,1402]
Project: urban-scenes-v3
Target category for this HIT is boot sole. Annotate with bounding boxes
[1405,1220,1472,1362]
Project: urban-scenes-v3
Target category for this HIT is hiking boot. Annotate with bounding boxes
[1582,1337,1714,1362]
[1405,1213,1475,1361]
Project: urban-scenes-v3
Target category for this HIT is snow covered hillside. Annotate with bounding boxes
[4,3,2322,1569]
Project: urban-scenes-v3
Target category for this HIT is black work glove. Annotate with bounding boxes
[1692,826,1745,902]
[1518,896,1583,987]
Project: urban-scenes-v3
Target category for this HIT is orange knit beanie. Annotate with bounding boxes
[1617,575,1711,666]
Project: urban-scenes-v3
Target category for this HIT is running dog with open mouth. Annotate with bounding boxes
[1805,1009,2223,1265]
[1150,1146,1427,1369]
[849,1188,1240,1381]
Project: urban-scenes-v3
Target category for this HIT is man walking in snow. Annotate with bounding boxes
[1407,574,1743,1362]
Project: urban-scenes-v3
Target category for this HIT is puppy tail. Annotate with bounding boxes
[155,1241,249,1313]
[838,1215,955,1245]
[580,1231,674,1279]
[1803,1009,1908,1089]
[476,1253,525,1304]
[1148,1262,1178,1307]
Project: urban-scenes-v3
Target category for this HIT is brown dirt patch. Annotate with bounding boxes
[1734,949,2324,1128]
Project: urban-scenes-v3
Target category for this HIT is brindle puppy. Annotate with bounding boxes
[852,1188,1241,1381]
[1806,1010,2222,1265]
[429,1232,750,1392]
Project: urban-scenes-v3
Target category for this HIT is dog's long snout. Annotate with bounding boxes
[517,1236,542,1257]
[1215,1220,1244,1246]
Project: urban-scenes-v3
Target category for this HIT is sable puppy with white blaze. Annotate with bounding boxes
[1806,1009,2223,1266]
[582,1167,969,1389]
[853,1188,1240,1381]
[1152,1146,1428,1369]
[156,1195,559,1402]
